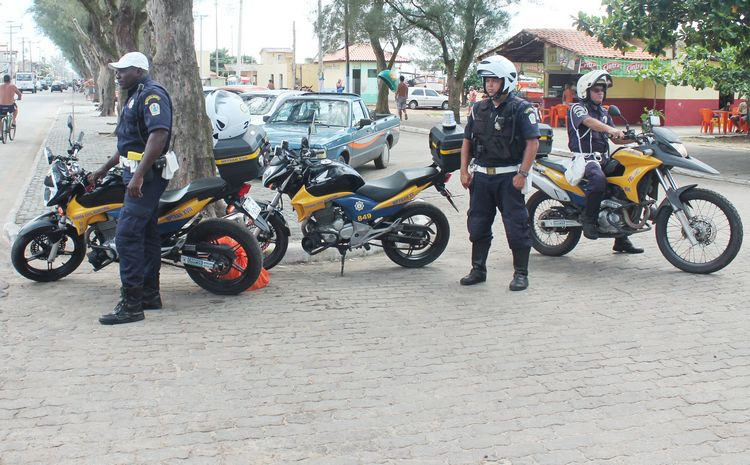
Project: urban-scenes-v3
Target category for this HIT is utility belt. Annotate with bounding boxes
[471,163,520,175]
[122,150,179,180]
[125,151,167,168]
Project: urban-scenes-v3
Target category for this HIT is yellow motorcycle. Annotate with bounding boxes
[528,105,742,274]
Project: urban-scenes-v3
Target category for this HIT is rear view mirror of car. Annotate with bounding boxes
[263,115,270,123]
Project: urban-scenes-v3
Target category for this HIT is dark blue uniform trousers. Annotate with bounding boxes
[582,156,607,195]
[116,171,169,288]
[467,172,532,250]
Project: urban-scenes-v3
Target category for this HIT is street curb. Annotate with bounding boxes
[2,106,62,246]
[401,125,431,135]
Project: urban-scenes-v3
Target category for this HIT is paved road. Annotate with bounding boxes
[0,91,70,244]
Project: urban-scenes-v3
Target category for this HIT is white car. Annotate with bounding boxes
[407,87,449,110]
[239,90,307,125]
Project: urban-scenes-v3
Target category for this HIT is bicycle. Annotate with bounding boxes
[0,110,15,144]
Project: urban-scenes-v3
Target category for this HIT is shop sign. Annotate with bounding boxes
[579,56,653,76]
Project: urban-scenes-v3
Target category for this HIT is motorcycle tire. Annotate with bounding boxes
[11,226,86,282]
[184,219,263,295]
[655,187,743,274]
[527,190,581,256]
[382,202,449,268]
[256,210,289,270]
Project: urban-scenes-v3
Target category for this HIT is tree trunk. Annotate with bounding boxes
[447,71,464,124]
[97,63,116,116]
[146,0,215,189]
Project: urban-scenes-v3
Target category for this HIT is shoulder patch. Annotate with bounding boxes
[149,102,161,116]
[528,112,538,124]
[144,94,161,105]
[572,104,588,118]
[523,106,535,114]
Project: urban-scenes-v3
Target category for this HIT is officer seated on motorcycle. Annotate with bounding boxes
[567,69,643,254]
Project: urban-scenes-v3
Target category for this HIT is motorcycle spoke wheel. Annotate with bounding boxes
[656,188,743,274]
[11,229,86,282]
[527,191,581,256]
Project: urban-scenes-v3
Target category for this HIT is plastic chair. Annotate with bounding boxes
[539,107,552,124]
[553,105,568,128]
[699,108,720,134]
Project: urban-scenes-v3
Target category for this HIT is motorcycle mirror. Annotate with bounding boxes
[301,137,309,149]
[262,115,270,123]
[607,105,622,117]
[44,147,54,165]
[281,140,289,151]
[66,115,73,130]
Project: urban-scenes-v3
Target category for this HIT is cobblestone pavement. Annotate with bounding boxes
[3,97,750,464]
[2,168,749,464]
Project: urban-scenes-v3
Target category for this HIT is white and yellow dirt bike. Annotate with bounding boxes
[528,105,742,274]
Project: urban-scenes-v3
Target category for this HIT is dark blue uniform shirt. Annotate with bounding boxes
[117,77,172,159]
[567,101,613,153]
[464,96,541,142]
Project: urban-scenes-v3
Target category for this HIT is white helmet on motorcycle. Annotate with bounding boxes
[476,54,518,98]
[577,69,613,100]
[205,90,251,142]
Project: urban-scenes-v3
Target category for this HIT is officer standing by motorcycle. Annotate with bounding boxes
[88,52,173,325]
[567,69,642,253]
[459,55,540,291]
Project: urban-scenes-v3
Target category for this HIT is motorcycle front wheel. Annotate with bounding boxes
[527,190,581,256]
[11,226,86,282]
[184,219,263,295]
[382,202,450,268]
[655,187,743,274]
[254,209,289,270]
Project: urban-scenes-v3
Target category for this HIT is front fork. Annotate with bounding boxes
[47,214,70,264]
[654,168,699,246]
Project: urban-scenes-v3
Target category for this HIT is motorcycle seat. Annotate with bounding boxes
[537,158,570,174]
[158,177,227,216]
[356,167,439,202]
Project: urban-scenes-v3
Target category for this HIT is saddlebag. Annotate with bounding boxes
[213,126,265,185]
[537,123,553,158]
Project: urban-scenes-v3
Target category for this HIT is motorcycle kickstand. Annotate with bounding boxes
[337,246,348,276]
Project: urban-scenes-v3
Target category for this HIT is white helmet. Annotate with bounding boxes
[477,55,518,97]
[205,90,250,142]
[577,70,613,100]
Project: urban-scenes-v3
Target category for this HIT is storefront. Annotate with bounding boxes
[480,29,723,126]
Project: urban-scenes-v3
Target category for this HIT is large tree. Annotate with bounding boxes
[146,0,215,187]
[577,0,750,123]
[386,0,515,123]
[316,0,413,114]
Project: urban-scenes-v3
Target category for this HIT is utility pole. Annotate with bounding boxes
[194,14,207,80]
[317,0,324,92]
[20,37,25,72]
[344,0,350,92]
[6,21,21,77]
[214,0,219,77]
[292,22,296,89]
[236,0,243,81]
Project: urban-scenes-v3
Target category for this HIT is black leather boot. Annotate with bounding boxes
[142,275,162,310]
[582,192,604,240]
[509,248,530,291]
[99,287,145,325]
[460,242,489,285]
[613,237,644,254]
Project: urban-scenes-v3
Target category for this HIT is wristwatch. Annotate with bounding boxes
[518,169,529,178]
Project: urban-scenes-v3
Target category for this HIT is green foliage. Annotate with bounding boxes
[30,0,92,75]
[463,63,481,91]
[209,48,256,75]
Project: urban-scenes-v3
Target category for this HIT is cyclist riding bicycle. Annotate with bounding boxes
[0,74,22,128]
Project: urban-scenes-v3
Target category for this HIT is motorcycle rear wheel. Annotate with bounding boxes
[382,202,450,268]
[527,190,581,256]
[655,187,743,274]
[184,219,263,295]
[11,226,86,282]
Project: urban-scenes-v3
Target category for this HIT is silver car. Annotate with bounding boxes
[407,87,449,110]
[240,90,308,125]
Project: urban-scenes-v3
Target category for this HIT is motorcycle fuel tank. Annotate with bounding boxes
[305,159,365,197]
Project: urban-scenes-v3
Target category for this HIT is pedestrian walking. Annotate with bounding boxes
[88,51,174,325]
[459,55,540,291]
[336,78,345,93]
[395,75,408,120]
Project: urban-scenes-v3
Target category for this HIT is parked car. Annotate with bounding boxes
[263,93,400,169]
[407,87,449,110]
[50,82,64,92]
[240,90,307,126]
[202,86,218,96]
[219,85,267,95]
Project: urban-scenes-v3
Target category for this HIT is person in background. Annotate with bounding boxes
[395,75,409,121]
[730,101,748,132]
[267,79,275,90]
[562,83,575,105]
[336,79,344,93]
[0,75,21,128]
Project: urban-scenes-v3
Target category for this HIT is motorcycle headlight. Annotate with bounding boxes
[670,142,688,158]
[262,164,279,186]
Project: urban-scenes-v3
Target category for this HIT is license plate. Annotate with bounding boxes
[180,255,216,269]
[242,197,262,219]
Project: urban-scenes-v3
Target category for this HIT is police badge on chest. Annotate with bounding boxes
[494,116,505,131]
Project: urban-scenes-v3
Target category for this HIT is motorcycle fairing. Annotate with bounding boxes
[609,148,663,203]
[290,186,353,222]
[535,165,586,205]
[332,194,404,223]
[158,197,214,225]
[372,183,431,211]
[66,197,123,234]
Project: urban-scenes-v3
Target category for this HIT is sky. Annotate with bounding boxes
[4,0,607,70]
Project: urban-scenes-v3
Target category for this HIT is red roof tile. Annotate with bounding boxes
[524,28,656,60]
[323,43,410,63]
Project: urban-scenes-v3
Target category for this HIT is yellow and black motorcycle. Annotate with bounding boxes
[11,125,267,294]
[528,105,742,274]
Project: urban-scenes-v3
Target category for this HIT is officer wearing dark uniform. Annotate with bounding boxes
[88,52,173,325]
[567,69,642,253]
[459,55,540,291]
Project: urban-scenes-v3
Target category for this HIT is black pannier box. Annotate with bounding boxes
[537,123,553,158]
[429,124,464,172]
[213,126,265,185]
